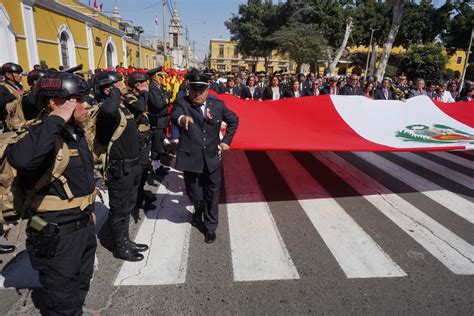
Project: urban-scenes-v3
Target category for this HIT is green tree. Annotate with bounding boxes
[396,0,452,47]
[270,23,328,71]
[398,43,449,82]
[225,0,283,70]
[441,0,473,52]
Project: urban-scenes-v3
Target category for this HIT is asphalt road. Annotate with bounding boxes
[1,150,473,315]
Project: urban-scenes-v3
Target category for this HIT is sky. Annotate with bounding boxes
[79,0,246,60]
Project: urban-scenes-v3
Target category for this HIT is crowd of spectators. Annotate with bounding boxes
[203,69,473,103]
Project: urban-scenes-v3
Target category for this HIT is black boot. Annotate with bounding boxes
[113,243,144,262]
[125,238,149,252]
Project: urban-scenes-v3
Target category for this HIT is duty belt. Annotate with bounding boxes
[31,190,99,212]
[109,156,140,167]
[55,215,91,237]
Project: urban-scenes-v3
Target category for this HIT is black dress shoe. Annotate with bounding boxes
[125,239,149,252]
[0,244,15,254]
[205,230,216,244]
[113,245,144,262]
[155,166,170,175]
[191,213,202,227]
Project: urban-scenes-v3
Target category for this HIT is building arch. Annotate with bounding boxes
[57,25,76,68]
[105,37,118,68]
[0,4,19,64]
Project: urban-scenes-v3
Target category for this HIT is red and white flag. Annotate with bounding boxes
[93,0,98,11]
[211,92,474,152]
[154,16,159,26]
[99,3,103,12]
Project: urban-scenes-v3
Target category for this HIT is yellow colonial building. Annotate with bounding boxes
[208,39,295,74]
[0,0,158,74]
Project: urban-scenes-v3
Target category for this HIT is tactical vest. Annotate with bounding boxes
[0,83,26,131]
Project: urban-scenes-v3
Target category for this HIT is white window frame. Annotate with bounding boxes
[21,3,39,69]
[57,25,76,68]
[0,3,19,65]
[105,36,118,68]
[85,23,95,70]
[122,37,127,68]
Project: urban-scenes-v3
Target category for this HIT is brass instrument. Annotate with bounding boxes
[391,84,406,100]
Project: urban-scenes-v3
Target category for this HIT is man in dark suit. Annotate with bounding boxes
[305,78,326,96]
[297,73,310,93]
[323,76,339,95]
[171,71,239,243]
[339,74,364,96]
[374,78,396,100]
[218,75,242,97]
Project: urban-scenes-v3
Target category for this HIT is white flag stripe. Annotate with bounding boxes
[430,151,474,168]
[315,152,474,275]
[224,151,299,281]
[331,95,472,149]
[114,170,192,286]
[268,152,406,278]
[355,152,474,224]
[394,152,474,190]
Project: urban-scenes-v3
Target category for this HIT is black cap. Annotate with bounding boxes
[147,66,163,76]
[127,71,149,87]
[36,72,88,98]
[1,62,23,75]
[185,71,210,89]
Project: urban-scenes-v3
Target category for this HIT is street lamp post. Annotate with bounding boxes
[364,28,377,78]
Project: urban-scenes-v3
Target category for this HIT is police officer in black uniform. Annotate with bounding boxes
[6,72,96,315]
[171,71,239,243]
[22,69,49,120]
[146,67,170,175]
[94,71,148,262]
[124,71,156,211]
[0,63,24,129]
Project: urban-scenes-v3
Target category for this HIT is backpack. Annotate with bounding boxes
[0,126,71,229]
[84,103,130,174]
[0,83,26,132]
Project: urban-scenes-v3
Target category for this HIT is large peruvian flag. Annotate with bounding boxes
[212,93,474,152]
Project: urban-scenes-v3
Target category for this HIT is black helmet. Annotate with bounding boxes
[127,71,148,87]
[1,62,23,75]
[36,72,88,99]
[27,69,49,86]
[93,71,122,95]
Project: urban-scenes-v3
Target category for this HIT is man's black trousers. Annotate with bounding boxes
[150,128,166,161]
[107,159,140,245]
[183,165,221,231]
[28,222,97,315]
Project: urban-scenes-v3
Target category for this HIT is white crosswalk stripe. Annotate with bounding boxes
[268,151,406,278]
[314,152,474,275]
[429,151,474,167]
[393,152,474,190]
[1,150,472,290]
[354,152,474,223]
[114,170,192,285]
[224,151,299,281]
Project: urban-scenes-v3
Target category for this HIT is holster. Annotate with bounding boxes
[26,220,59,259]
